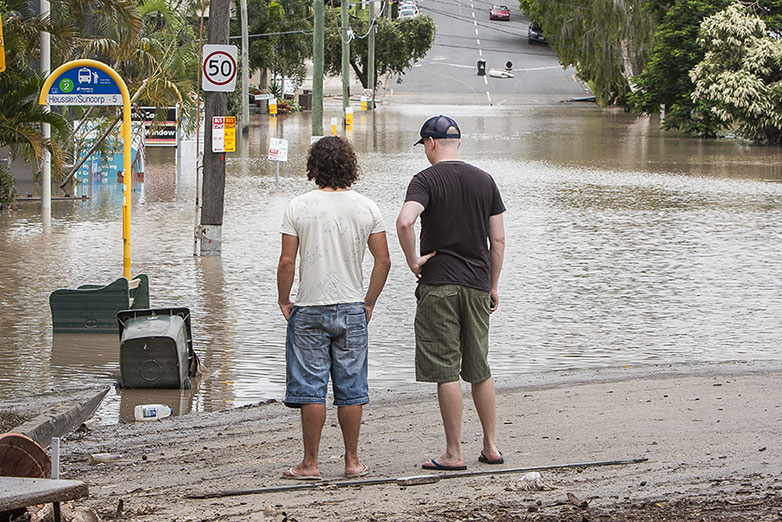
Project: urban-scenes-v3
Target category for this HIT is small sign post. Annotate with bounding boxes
[211,116,236,153]
[39,59,132,279]
[268,138,288,184]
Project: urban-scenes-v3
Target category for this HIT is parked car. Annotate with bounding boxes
[399,0,417,7]
[399,5,419,18]
[489,4,510,20]
[527,22,546,44]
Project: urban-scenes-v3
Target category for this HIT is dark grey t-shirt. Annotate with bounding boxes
[404,160,505,292]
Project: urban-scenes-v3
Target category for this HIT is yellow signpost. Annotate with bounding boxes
[39,59,133,279]
[0,14,6,73]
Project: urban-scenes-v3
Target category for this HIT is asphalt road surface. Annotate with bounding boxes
[389,0,588,104]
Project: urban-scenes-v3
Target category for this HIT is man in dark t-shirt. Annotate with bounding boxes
[397,115,506,471]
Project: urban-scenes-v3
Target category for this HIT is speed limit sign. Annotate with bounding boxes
[202,44,238,92]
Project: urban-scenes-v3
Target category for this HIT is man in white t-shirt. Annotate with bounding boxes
[277,136,390,481]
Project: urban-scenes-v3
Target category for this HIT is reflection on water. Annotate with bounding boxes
[2,106,782,424]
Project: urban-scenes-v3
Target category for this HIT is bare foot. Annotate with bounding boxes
[282,462,320,480]
[345,463,370,478]
[422,453,466,470]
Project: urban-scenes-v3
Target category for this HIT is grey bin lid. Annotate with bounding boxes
[116,307,193,355]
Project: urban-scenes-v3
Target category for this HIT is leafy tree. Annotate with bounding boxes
[233,0,313,86]
[0,0,71,204]
[690,4,782,143]
[629,0,729,135]
[518,0,654,105]
[323,10,436,88]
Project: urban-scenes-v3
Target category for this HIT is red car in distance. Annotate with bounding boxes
[489,4,510,20]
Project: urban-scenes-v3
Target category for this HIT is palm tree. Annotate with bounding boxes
[0,0,72,205]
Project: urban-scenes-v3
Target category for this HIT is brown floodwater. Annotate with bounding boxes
[2,105,781,423]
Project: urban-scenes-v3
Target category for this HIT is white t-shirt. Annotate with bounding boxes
[281,189,385,306]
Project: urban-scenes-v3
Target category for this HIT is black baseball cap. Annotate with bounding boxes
[414,115,461,146]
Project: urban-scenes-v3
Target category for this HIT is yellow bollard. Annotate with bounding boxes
[269,98,277,116]
[360,96,367,111]
[331,117,338,136]
[345,107,353,126]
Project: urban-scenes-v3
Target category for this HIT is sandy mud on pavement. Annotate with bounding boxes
[35,361,782,521]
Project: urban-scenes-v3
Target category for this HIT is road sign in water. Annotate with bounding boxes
[46,66,123,106]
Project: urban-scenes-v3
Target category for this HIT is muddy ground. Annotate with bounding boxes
[17,361,782,521]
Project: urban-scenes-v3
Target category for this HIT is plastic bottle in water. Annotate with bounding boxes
[134,404,173,421]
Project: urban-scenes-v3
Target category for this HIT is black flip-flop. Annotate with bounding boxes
[422,458,467,471]
[478,450,504,465]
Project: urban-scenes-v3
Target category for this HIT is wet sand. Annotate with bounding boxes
[56,360,782,520]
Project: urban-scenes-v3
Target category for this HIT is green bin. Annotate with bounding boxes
[117,307,193,389]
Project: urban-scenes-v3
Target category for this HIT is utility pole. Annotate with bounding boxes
[341,0,350,113]
[312,0,324,136]
[40,0,51,219]
[367,0,375,110]
[201,0,230,256]
[240,0,250,133]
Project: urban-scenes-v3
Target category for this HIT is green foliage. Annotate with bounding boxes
[0,0,73,204]
[690,4,782,143]
[234,0,313,84]
[519,0,654,105]
[323,10,436,88]
[629,0,729,134]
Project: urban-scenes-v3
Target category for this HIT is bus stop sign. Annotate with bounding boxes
[45,66,122,106]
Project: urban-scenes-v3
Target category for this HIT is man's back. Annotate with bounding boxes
[405,161,505,292]
[281,189,384,307]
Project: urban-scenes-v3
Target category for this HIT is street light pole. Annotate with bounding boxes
[240,0,250,133]
[341,0,350,114]
[312,0,324,136]
[40,0,51,219]
[368,0,375,110]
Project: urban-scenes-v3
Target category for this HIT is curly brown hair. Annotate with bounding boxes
[306,136,360,189]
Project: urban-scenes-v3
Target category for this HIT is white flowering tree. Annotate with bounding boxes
[690,3,782,143]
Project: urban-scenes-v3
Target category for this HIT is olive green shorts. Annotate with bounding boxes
[414,284,491,383]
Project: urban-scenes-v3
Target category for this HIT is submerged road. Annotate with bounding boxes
[389,0,588,104]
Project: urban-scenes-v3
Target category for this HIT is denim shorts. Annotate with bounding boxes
[285,302,370,407]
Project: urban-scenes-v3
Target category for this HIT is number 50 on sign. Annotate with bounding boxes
[202,44,238,92]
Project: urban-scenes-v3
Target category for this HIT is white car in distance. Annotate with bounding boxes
[398,4,419,18]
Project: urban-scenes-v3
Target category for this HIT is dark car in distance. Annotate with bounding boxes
[489,4,510,20]
[528,22,546,44]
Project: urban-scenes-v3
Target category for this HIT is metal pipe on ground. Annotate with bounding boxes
[185,457,648,499]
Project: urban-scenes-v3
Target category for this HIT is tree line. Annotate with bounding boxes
[0,0,435,205]
[521,0,782,143]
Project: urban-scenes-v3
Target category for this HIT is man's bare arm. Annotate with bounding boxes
[396,200,435,277]
[488,213,505,313]
[276,233,299,320]
[364,232,391,323]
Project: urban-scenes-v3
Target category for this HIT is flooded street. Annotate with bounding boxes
[2,104,781,423]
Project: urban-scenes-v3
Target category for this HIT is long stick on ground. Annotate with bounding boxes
[186,457,648,499]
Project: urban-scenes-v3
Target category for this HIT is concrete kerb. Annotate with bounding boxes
[3,386,110,448]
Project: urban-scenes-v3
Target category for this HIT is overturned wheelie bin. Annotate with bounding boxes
[49,275,150,333]
[117,307,197,389]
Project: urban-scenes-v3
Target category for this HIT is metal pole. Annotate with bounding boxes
[312,0,324,136]
[240,0,250,133]
[194,0,206,256]
[187,458,649,499]
[367,1,376,110]
[341,0,350,114]
[275,160,279,184]
[40,0,51,218]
